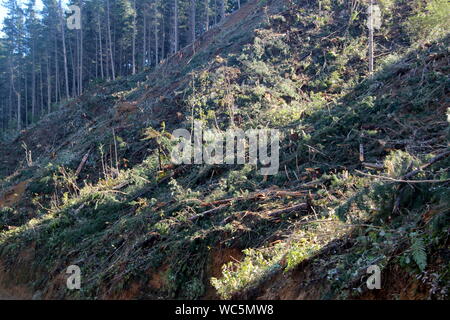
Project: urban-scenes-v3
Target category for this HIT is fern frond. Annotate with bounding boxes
[411,236,427,271]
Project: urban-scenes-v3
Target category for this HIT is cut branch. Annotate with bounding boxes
[200,188,306,208]
[356,170,450,184]
[268,203,308,219]
[75,149,91,178]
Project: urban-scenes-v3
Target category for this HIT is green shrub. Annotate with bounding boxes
[211,246,283,299]
[406,0,450,41]
[285,238,320,271]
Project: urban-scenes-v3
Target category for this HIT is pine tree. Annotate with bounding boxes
[0,0,248,133]
[171,0,179,54]
[189,0,196,44]
[2,0,25,129]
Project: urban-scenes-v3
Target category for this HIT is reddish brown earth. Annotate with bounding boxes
[0,244,36,300]
[0,180,30,208]
[202,247,244,300]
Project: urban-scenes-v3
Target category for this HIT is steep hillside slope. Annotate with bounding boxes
[0,0,449,300]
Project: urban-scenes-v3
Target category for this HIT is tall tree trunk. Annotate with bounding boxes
[39,64,44,116]
[59,0,70,99]
[105,36,110,80]
[78,0,83,95]
[106,0,115,80]
[148,16,152,65]
[368,0,374,75]
[205,0,209,32]
[119,46,123,76]
[214,0,218,25]
[132,0,137,74]
[154,4,159,65]
[8,76,12,124]
[143,10,147,69]
[24,73,28,126]
[54,34,59,104]
[219,0,225,22]
[161,10,165,59]
[97,12,104,79]
[190,0,196,44]
[95,33,99,78]
[46,51,52,113]
[10,60,20,130]
[16,91,21,130]
[69,40,77,96]
[171,0,179,54]
[31,41,36,122]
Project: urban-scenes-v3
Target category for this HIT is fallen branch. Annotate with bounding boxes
[128,165,189,201]
[112,181,130,190]
[268,203,308,219]
[189,204,229,222]
[200,188,305,208]
[191,201,309,225]
[355,170,450,184]
[363,162,385,171]
[219,203,311,226]
[403,149,450,180]
[356,149,450,183]
[392,149,450,214]
[75,149,91,178]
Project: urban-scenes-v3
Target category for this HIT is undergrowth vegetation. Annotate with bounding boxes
[0,0,448,300]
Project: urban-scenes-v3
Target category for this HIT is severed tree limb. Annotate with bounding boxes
[367,149,449,215]
[268,203,308,219]
[200,189,305,208]
[189,204,229,222]
[403,149,450,180]
[355,170,450,184]
[363,162,385,171]
[355,149,450,215]
[75,149,91,178]
[190,202,309,224]
[219,203,311,226]
[128,165,190,202]
[393,149,450,214]
[356,149,450,183]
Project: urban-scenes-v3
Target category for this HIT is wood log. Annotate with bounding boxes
[75,149,91,177]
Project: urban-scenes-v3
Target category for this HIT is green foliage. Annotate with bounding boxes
[285,238,320,271]
[28,174,54,195]
[266,103,304,127]
[0,207,14,228]
[407,234,427,271]
[211,232,322,299]
[169,178,201,202]
[218,166,256,196]
[211,246,283,299]
[384,150,420,177]
[406,0,450,41]
[183,278,205,300]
